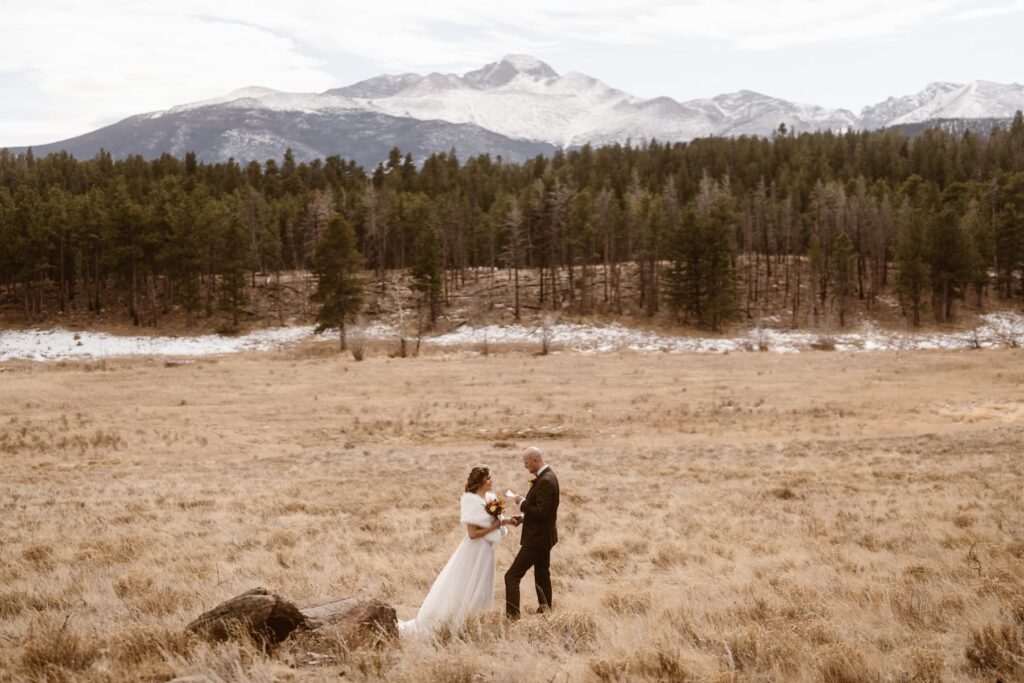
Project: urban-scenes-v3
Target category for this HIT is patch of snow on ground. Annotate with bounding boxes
[0,326,315,362]
[2,313,1022,361]
[413,312,1024,354]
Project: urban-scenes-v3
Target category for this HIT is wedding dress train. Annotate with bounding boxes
[398,492,506,637]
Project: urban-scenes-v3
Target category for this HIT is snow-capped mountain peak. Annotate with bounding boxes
[463,54,559,89]
[858,82,962,130]
[501,53,557,73]
[890,80,1024,125]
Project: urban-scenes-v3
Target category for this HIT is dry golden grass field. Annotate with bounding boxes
[2,344,1024,682]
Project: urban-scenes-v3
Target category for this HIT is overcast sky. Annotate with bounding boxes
[2,0,1022,146]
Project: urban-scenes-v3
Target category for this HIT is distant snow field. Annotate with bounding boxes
[2,313,1023,362]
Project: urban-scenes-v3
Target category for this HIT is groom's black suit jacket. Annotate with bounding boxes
[520,468,559,549]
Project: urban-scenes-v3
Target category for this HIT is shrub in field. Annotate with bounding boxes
[590,644,691,682]
[518,610,598,653]
[425,656,480,683]
[811,334,836,351]
[965,605,1024,678]
[602,590,651,615]
[817,644,874,683]
[0,590,28,618]
[20,618,100,680]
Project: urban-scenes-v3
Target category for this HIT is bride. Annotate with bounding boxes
[399,466,516,637]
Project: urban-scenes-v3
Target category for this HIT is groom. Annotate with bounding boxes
[505,446,560,619]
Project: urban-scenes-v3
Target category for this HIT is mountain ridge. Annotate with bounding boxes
[7,54,1024,166]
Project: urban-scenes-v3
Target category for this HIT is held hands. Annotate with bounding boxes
[501,491,524,526]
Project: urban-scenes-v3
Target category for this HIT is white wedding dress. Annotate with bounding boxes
[399,492,507,638]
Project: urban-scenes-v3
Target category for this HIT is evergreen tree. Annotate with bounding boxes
[993,172,1024,298]
[665,195,737,330]
[926,207,970,321]
[163,188,205,327]
[311,215,364,350]
[701,194,739,330]
[665,205,702,323]
[411,220,444,327]
[0,188,15,294]
[831,231,855,326]
[500,196,526,321]
[894,199,930,326]
[959,199,991,306]
[102,177,144,325]
[807,233,824,319]
[212,197,254,327]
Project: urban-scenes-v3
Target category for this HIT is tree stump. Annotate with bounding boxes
[298,596,398,647]
[186,587,305,644]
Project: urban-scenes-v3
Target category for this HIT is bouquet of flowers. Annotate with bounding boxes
[485,497,506,518]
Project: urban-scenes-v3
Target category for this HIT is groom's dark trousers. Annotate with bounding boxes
[505,468,559,619]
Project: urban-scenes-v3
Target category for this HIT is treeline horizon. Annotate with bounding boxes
[2,113,1024,331]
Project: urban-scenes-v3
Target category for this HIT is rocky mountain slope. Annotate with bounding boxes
[10,55,1023,166]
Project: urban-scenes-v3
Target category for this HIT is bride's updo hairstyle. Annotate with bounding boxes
[465,466,490,493]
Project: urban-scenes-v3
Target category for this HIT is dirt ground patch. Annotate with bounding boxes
[1,348,1023,681]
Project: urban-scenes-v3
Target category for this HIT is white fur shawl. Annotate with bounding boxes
[460,492,507,545]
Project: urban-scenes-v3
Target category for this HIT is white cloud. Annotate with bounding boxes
[949,0,1024,21]
[626,1,960,49]
[0,1,335,143]
[211,0,993,57]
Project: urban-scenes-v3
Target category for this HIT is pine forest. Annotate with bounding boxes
[3,113,1024,333]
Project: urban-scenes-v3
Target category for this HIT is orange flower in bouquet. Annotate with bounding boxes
[485,497,505,518]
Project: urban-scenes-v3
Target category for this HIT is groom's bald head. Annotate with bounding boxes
[521,446,544,474]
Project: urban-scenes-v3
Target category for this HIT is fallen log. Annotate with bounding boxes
[186,587,304,644]
[298,596,398,647]
[186,588,397,648]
